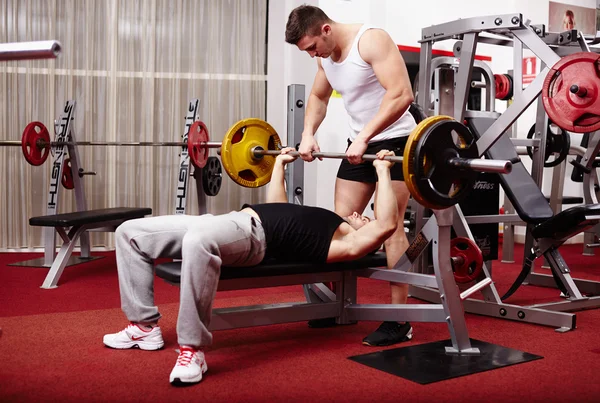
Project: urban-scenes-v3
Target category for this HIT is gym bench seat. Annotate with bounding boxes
[31,207,152,289]
[155,253,410,331]
[531,204,600,242]
[155,253,388,284]
[29,207,152,228]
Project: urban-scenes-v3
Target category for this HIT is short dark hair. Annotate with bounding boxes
[285,5,332,45]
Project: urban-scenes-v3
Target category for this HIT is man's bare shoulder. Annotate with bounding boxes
[359,28,395,61]
[359,28,394,47]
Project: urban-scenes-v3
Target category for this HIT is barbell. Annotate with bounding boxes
[5,115,512,210]
[4,121,221,168]
[218,117,512,210]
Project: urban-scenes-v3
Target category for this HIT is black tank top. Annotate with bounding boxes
[243,203,345,263]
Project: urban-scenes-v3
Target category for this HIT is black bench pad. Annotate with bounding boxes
[29,207,152,227]
[155,252,388,284]
[532,204,600,240]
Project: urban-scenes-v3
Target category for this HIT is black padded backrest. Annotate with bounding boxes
[468,118,553,224]
[29,207,152,227]
[155,252,389,284]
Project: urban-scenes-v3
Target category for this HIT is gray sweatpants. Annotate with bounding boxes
[114,211,266,347]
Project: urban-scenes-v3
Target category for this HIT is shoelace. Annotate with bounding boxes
[379,322,400,335]
[176,349,197,367]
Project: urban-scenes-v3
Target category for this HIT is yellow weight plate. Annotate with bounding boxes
[403,115,453,207]
[221,118,282,188]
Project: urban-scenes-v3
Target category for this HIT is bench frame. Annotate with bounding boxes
[39,218,144,289]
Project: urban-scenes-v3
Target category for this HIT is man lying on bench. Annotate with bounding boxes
[103,148,398,386]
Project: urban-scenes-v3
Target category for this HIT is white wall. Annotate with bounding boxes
[267,0,599,239]
[267,0,319,206]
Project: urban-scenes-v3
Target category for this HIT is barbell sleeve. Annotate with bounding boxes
[447,157,512,174]
[0,40,62,61]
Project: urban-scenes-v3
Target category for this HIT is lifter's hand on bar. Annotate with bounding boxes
[372,149,396,170]
[298,136,322,162]
[275,147,298,165]
[346,138,368,165]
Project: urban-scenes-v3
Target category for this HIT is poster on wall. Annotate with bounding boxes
[548,1,597,35]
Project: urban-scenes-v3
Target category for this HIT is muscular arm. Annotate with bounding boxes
[265,159,287,203]
[327,165,398,262]
[303,59,334,137]
[355,29,414,143]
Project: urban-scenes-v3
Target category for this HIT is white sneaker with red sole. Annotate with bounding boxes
[169,346,208,385]
[103,323,164,350]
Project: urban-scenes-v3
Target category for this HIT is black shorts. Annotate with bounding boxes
[336,136,408,183]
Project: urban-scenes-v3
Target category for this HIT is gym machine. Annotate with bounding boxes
[411,13,600,331]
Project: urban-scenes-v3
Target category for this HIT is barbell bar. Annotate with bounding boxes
[0,40,62,62]
[0,139,223,148]
[13,119,511,175]
[250,147,512,174]
[12,116,513,210]
[15,120,219,167]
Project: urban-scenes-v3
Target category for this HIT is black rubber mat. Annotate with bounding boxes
[349,339,543,384]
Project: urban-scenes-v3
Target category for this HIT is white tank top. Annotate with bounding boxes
[321,25,415,142]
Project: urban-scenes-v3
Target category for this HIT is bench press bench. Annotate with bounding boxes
[154,209,485,356]
[155,253,389,331]
[30,207,152,289]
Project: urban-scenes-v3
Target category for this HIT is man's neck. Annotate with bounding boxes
[330,22,361,61]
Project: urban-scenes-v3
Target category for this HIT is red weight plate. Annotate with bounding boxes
[21,121,50,166]
[494,74,508,100]
[187,121,210,168]
[542,52,600,133]
[61,158,75,190]
[450,237,484,284]
[503,74,514,100]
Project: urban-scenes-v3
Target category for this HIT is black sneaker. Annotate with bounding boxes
[362,321,413,346]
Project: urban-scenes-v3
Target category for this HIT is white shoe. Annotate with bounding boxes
[103,323,164,350]
[169,347,208,385]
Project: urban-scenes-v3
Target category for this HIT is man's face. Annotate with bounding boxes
[296,25,333,58]
[564,17,574,30]
[345,212,370,230]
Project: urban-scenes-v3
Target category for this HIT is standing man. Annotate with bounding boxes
[285,5,416,346]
